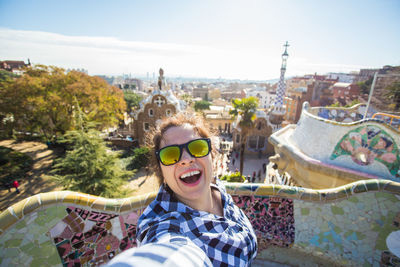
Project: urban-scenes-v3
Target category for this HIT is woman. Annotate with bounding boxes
[109,113,257,266]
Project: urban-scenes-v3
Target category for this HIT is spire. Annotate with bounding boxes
[274,41,289,109]
[157,68,165,90]
[270,41,290,126]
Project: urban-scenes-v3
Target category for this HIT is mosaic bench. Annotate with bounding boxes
[1,179,400,266]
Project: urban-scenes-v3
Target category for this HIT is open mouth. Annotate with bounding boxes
[179,170,202,184]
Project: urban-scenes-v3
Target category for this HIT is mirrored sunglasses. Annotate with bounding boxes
[156,138,211,166]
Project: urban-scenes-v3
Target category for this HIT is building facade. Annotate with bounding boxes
[232,110,274,156]
[0,59,31,74]
[331,82,360,100]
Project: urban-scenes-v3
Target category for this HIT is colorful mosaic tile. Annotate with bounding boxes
[233,196,294,249]
[49,206,138,266]
[294,191,400,266]
[0,180,399,266]
[330,125,400,178]
[317,107,363,123]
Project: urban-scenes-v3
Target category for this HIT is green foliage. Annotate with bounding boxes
[194,100,211,111]
[126,147,151,170]
[50,108,133,197]
[229,97,259,176]
[0,69,18,82]
[357,77,373,94]
[384,81,400,110]
[123,91,142,113]
[330,99,360,108]
[229,97,258,129]
[181,94,193,107]
[0,146,33,185]
[220,172,245,183]
[330,102,341,107]
[0,64,126,141]
[347,99,360,107]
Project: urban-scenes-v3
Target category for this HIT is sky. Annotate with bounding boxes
[0,0,399,80]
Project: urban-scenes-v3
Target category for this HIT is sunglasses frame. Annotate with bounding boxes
[155,138,212,166]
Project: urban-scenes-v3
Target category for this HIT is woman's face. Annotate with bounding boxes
[159,124,213,205]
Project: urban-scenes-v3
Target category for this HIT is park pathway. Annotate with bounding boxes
[0,140,159,211]
[0,140,62,211]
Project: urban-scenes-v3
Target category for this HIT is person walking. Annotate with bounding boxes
[13,180,20,194]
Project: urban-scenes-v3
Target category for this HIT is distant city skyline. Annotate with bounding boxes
[0,0,399,80]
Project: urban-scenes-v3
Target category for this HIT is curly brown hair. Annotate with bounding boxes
[146,112,217,186]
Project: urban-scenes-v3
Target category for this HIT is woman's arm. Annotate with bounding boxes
[105,234,212,267]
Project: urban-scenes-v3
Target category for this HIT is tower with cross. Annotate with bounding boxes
[154,96,165,107]
[270,41,289,126]
[127,67,186,145]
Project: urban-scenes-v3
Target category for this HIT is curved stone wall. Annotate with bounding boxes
[307,103,368,123]
[282,103,400,182]
[0,180,399,266]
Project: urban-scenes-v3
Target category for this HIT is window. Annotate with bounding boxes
[166,109,171,117]
[248,136,257,149]
[144,122,150,132]
[257,136,265,149]
[236,134,240,143]
[248,136,265,149]
[149,109,154,117]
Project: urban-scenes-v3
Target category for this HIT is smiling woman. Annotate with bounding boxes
[107,112,258,266]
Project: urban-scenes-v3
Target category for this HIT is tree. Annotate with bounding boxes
[0,70,19,137]
[220,172,245,183]
[126,147,151,170]
[385,81,400,110]
[0,69,18,82]
[181,94,193,107]
[51,108,133,197]
[194,100,211,111]
[347,99,360,107]
[229,97,258,176]
[357,77,373,94]
[123,91,142,114]
[0,65,126,141]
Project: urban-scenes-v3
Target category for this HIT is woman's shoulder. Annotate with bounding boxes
[137,185,188,230]
[213,178,227,193]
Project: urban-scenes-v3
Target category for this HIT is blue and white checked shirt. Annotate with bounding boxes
[136,179,258,266]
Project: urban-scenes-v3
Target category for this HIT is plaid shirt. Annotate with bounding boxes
[136,179,258,267]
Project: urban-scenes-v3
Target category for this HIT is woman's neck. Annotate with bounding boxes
[176,186,223,217]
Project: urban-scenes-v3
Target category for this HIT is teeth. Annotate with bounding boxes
[180,170,200,179]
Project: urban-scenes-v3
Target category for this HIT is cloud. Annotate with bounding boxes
[0,28,375,80]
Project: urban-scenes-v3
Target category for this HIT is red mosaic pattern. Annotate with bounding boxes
[49,207,138,266]
[232,195,295,249]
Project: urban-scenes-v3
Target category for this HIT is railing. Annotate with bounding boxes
[372,112,400,130]
[1,180,399,266]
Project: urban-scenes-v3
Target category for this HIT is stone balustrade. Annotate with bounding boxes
[1,179,399,266]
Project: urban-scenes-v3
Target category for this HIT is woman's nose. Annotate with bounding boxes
[179,149,194,165]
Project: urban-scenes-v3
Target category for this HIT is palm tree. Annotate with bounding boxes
[229,97,258,176]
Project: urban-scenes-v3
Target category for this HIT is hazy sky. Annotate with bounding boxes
[0,0,399,80]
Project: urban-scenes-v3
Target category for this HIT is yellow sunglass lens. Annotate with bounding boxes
[160,146,180,165]
[188,140,209,157]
